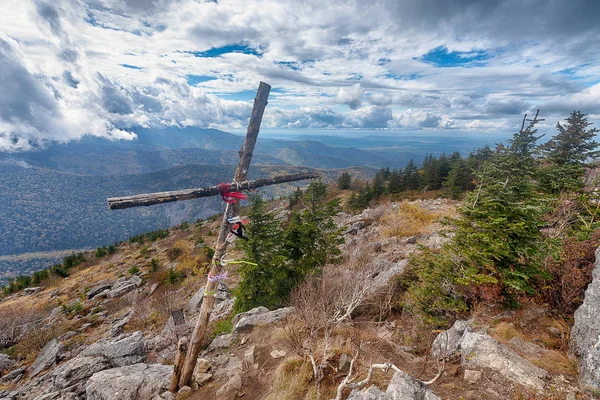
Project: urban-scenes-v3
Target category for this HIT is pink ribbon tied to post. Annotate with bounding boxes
[218,182,248,203]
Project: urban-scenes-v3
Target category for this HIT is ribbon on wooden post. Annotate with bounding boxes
[207,272,228,282]
[218,182,248,203]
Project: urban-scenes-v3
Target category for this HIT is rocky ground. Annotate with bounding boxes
[0,197,599,399]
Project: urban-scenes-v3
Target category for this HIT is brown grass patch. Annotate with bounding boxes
[380,201,440,238]
[265,356,313,400]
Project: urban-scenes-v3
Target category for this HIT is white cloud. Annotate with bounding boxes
[0,0,599,150]
[334,83,365,110]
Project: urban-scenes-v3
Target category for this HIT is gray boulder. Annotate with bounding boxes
[29,339,64,377]
[0,354,15,374]
[109,310,133,337]
[207,333,235,352]
[52,356,112,394]
[188,282,230,312]
[431,320,471,358]
[215,356,243,400]
[188,287,204,311]
[210,298,235,323]
[347,385,391,399]
[85,363,172,400]
[23,287,43,295]
[81,331,146,367]
[385,370,440,400]
[87,283,112,300]
[215,281,230,302]
[108,276,142,298]
[0,367,25,383]
[571,246,600,393]
[459,331,547,391]
[367,259,409,296]
[231,306,269,326]
[51,331,147,394]
[232,307,293,333]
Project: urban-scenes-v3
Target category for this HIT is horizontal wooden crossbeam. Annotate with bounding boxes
[107,172,320,210]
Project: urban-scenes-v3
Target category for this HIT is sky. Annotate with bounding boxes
[1,0,600,151]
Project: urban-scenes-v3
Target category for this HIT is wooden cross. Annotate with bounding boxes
[107,82,318,390]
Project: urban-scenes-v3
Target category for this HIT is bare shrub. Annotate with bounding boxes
[541,192,581,238]
[0,305,36,350]
[128,286,185,335]
[541,229,600,315]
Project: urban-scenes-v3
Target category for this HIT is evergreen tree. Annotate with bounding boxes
[234,195,288,313]
[407,112,546,323]
[435,153,452,189]
[422,154,440,190]
[283,181,343,276]
[387,169,404,193]
[444,158,469,199]
[372,169,387,196]
[403,159,421,190]
[539,111,600,192]
[337,172,352,190]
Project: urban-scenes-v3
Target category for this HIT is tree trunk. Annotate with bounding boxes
[107,173,319,210]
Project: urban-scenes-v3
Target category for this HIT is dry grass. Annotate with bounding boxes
[380,201,440,238]
[492,321,522,342]
[265,356,314,400]
[531,350,577,376]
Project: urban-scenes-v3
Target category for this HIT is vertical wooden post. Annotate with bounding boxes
[178,81,271,387]
[170,336,188,392]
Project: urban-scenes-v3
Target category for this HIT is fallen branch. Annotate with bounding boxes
[333,355,445,400]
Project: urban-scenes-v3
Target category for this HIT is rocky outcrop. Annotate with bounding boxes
[386,370,440,400]
[85,363,171,400]
[188,281,230,312]
[431,320,471,358]
[50,331,147,394]
[459,331,547,391]
[108,276,142,298]
[571,245,600,393]
[214,356,243,400]
[232,307,293,333]
[431,321,548,391]
[207,333,235,352]
[29,339,64,377]
[86,283,112,300]
[347,385,391,400]
[347,370,440,400]
[0,354,15,374]
[188,287,204,311]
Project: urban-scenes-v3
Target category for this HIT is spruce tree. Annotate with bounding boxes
[387,169,404,193]
[539,110,599,192]
[407,112,546,323]
[233,195,288,313]
[337,172,352,190]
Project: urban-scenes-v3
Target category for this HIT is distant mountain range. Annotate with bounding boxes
[1,126,505,280]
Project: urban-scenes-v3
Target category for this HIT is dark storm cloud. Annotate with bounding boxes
[0,38,59,135]
[98,74,134,115]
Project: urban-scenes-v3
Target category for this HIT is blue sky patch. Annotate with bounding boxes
[382,72,420,80]
[120,64,142,70]
[185,43,261,58]
[417,46,489,68]
[186,75,217,85]
[275,61,300,71]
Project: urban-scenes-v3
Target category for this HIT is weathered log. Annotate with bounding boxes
[107,172,319,210]
[179,81,271,388]
[170,336,188,393]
